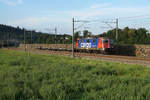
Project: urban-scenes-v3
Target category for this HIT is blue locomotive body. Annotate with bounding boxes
[77,38,99,49]
[76,37,114,51]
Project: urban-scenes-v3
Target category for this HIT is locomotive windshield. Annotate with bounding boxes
[102,39,108,43]
[110,39,113,44]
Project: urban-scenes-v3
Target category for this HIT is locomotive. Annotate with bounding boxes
[76,37,114,53]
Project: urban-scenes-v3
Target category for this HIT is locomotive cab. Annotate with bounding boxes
[102,39,109,48]
[101,38,113,52]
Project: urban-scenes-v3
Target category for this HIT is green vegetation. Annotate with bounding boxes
[75,27,150,45]
[0,24,72,46]
[100,27,150,44]
[1,24,150,48]
[0,50,150,100]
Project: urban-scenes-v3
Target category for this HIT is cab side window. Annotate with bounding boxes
[81,40,84,43]
[93,39,96,43]
[87,39,90,43]
[110,39,113,44]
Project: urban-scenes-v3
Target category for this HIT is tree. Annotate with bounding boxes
[100,27,150,45]
[83,30,92,38]
[127,28,137,44]
[0,24,73,45]
[137,28,147,44]
[74,31,80,41]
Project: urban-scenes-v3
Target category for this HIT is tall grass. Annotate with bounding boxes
[0,50,150,100]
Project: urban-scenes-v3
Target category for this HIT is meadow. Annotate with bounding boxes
[0,49,150,100]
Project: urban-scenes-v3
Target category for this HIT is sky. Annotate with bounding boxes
[0,0,150,34]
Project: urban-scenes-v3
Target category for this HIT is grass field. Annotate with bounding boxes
[0,50,150,100]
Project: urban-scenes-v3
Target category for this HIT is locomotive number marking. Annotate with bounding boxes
[81,43,92,48]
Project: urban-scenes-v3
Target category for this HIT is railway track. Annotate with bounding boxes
[7,47,150,67]
[35,48,150,67]
[37,47,150,61]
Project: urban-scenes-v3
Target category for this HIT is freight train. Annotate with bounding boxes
[36,37,114,54]
[76,37,114,53]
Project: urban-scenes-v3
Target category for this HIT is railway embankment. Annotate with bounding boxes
[19,44,150,57]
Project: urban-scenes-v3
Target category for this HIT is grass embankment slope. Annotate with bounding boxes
[0,50,150,100]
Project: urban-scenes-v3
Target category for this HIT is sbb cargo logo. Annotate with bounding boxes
[81,43,92,48]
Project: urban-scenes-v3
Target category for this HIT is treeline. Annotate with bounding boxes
[74,30,93,41]
[0,24,72,47]
[0,24,150,47]
[74,27,150,45]
[100,27,150,44]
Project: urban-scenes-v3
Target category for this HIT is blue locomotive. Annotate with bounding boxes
[76,37,114,52]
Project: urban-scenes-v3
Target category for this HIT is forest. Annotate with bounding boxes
[0,24,150,47]
[0,24,72,47]
[74,27,150,45]
[100,27,150,44]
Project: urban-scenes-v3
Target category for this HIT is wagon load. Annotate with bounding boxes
[135,45,150,57]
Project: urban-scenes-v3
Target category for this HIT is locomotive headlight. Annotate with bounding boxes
[103,48,105,51]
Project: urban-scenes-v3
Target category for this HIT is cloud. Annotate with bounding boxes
[10,17,50,26]
[8,17,73,34]
[68,4,150,19]
[90,3,111,9]
[9,3,150,26]
[9,17,70,26]
[7,3,150,34]
[0,0,23,6]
